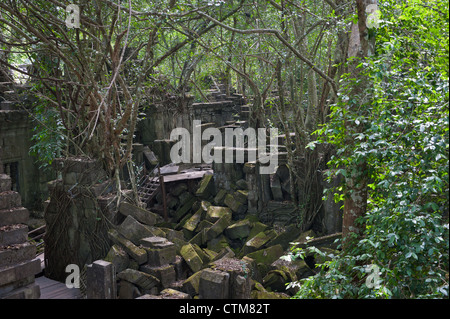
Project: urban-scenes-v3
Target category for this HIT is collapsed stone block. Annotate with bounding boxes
[118,215,156,245]
[140,264,176,289]
[140,237,176,267]
[119,202,160,226]
[108,229,147,265]
[104,244,130,274]
[225,219,252,240]
[117,268,160,291]
[198,268,230,299]
[195,174,215,199]
[180,244,204,273]
[182,270,204,296]
[242,230,277,255]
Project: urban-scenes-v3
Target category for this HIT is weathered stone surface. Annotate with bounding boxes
[211,257,252,299]
[271,258,314,280]
[118,280,141,299]
[139,288,191,299]
[86,260,117,299]
[159,288,191,299]
[182,270,203,296]
[119,202,160,226]
[248,222,268,240]
[108,229,147,265]
[213,189,228,206]
[0,207,29,227]
[267,224,302,250]
[224,193,247,217]
[104,244,130,274]
[139,236,168,248]
[206,234,230,252]
[270,174,284,201]
[170,182,188,196]
[205,213,232,241]
[117,268,160,290]
[225,219,252,240]
[118,215,155,245]
[0,174,11,192]
[180,244,204,273]
[195,173,215,199]
[0,191,21,210]
[173,197,196,222]
[0,243,36,268]
[144,241,176,267]
[245,244,284,265]
[140,264,176,289]
[242,230,277,255]
[182,208,204,237]
[251,281,290,299]
[198,268,230,299]
[0,224,28,246]
[0,258,41,287]
[205,205,232,223]
[234,190,248,203]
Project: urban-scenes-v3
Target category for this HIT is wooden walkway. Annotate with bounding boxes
[34,253,82,299]
[36,276,82,299]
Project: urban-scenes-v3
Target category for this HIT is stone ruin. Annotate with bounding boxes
[77,171,341,299]
[0,156,41,299]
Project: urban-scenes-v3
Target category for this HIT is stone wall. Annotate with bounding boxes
[0,109,54,210]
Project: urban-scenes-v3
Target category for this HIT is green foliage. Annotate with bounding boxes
[292,0,449,299]
[29,97,65,171]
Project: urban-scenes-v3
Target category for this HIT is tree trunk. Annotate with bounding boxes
[342,0,376,243]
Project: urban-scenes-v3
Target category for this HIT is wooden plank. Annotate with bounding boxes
[163,170,213,183]
[36,276,82,299]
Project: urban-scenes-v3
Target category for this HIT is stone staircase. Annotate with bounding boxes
[0,173,41,299]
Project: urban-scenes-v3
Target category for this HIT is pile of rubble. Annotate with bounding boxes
[90,174,340,299]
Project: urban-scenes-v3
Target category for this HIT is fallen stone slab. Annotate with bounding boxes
[195,174,215,199]
[108,229,147,265]
[117,268,160,291]
[205,205,232,223]
[205,213,232,241]
[198,268,230,299]
[140,264,176,289]
[180,244,204,273]
[225,219,252,240]
[242,230,277,255]
[137,288,191,299]
[119,202,160,226]
[182,269,204,296]
[245,244,284,266]
[104,244,130,274]
[118,215,156,245]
